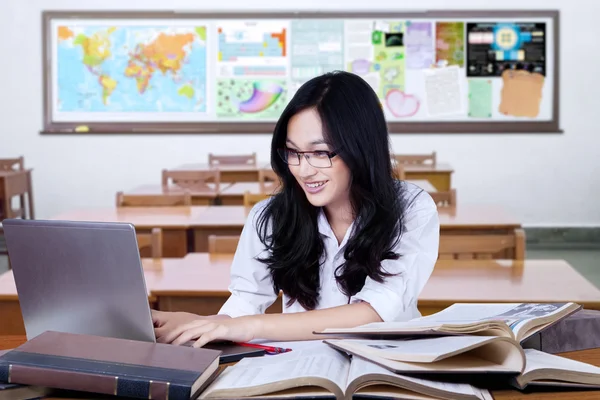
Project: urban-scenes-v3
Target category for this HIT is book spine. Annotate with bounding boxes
[0,363,190,400]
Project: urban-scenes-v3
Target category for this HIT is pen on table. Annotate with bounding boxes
[236,342,292,353]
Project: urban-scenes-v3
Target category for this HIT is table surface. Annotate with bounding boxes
[1,335,599,399]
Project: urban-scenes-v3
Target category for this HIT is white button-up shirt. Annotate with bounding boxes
[218,181,440,322]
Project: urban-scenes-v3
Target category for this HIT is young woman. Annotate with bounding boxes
[152,71,440,347]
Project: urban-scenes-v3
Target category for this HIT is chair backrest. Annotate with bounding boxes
[116,191,192,207]
[243,191,269,208]
[162,169,220,192]
[136,228,163,259]
[393,151,437,166]
[258,169,280,193]
[208,153,257,166]
[208,235,240,254]
[438,229,525,260]
[429,189,457,208]
[0,157,24,171]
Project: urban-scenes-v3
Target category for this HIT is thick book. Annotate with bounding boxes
[521,309,600,353]
[0,382,51,400]
[316,302,581,343]
[199,342,493,400]
[0,331,221,400]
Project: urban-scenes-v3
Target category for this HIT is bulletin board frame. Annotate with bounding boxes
[41,10,561,134]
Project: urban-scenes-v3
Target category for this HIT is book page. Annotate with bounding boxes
[348,356,485,398]
[523,349,600,375]
[333,336,500,362]
[202,343,350,395]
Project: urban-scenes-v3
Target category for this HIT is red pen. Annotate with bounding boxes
[236,342,292,354]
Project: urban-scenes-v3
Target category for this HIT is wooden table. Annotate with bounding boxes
[123,184,230,206]
[174,163,271,183]
[1,334,599,400]
[0,169,34,219]
[192,204,523,257]
[419,259,600,315]
[402,162,453,191]
[50,207,208,257]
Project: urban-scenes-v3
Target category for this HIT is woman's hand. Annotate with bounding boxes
[152,310,234,345]
[154,312,261,348]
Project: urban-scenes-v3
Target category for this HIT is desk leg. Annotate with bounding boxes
[193,227,244,252]
[26,171,35,219]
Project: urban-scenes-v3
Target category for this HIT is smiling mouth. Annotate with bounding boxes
[305,181,328,188]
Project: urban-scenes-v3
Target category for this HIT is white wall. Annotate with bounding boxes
[1,0,599,226]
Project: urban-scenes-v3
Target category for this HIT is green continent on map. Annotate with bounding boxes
[178,84,195,99]
[74,28,116,68]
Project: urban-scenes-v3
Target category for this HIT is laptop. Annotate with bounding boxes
[2,219,264,363]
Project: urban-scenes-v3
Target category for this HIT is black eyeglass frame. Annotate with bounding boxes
[277,147,340,168]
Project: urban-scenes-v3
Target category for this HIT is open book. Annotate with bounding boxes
[513,349,600,390]
[199,343,493,400]
[323,336,525,375]
[316,303,581,343]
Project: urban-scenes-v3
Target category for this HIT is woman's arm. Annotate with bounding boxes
[155,302,381,347]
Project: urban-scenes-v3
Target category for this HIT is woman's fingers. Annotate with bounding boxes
[171,321,218,346]
[192,325,228,348]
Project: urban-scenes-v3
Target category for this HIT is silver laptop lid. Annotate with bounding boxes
[2,219,156,342]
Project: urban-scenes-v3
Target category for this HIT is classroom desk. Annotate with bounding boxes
[0,169,34,219]
[418,259,600,315]
[123,183,230,205]
[50,206,208,257]
[192,204,523,257]
[401,162,453,191]
[0,334,598,400]
[174,163,271,183]
[146,254,600,315]
[218,179,437,206]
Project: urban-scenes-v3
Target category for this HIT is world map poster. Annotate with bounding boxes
[53,22,208,120]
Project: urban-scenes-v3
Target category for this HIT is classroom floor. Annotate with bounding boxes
[0,237,599,289]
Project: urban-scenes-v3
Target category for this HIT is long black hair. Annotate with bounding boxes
[255,71,409,310]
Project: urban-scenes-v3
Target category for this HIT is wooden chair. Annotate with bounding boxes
[243,191,269,208]
[258,168,280,193]
[116,191,192,207]
[209,153,257,166]
[438,229,526,260]
[208,234,240,254]
[393,151,437,166]
[429,189,457,208]
[0,157,24,171]
[136,228,162,259]
[0,156,32,220]
[162,169,220,192]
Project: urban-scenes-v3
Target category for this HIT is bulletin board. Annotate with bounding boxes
[41,10,560,134]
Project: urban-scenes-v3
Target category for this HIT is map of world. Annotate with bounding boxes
[56,25,207,113]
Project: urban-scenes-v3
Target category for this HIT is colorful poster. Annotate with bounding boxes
[371,21,406,99]
[424,65,463,116]
[217,21,289,119]
[468,79,493,118]
[216,78,287,118]
[435,22,465,67]
[405,21,434,69]
[56,24,208,117]
[466,22,546,77]
[290,20,344,88]
[499,69,544,118]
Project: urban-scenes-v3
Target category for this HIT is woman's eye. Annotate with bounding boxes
[313,151,329,158]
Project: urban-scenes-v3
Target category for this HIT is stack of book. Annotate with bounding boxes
[2,302,600,400]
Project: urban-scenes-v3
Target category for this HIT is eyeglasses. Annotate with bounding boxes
[277,147,339,168]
